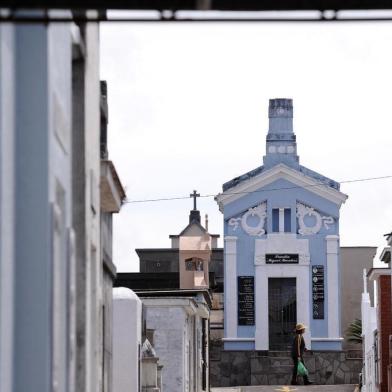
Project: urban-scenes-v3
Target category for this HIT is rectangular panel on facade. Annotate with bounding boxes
[238,276,255,326]
[312,265,324,319]
[265,254,299,264]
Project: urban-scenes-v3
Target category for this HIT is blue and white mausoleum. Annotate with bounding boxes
[215,98,348,352]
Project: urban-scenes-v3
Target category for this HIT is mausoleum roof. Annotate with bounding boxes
[222,164,340,192]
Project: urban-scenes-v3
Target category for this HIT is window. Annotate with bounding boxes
[272,208,291,233]
[185,257,204,271]
[272,209,279,232]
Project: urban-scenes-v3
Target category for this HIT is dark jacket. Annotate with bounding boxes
[291,334,305,359]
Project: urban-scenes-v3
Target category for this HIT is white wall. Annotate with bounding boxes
[84,21,102,392]
[113,288,142,392]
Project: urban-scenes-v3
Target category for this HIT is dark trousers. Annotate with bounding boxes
[291,357,310,384]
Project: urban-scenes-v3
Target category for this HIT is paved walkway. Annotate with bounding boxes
[211,385,357,392]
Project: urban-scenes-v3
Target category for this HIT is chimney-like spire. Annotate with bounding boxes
[263,98,299,169]
[268,98,293,134]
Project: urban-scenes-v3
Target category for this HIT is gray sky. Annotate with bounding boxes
[100,21,392,272]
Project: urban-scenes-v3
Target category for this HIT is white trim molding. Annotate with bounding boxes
[326,235,341,339]
[296,202,335,236]
[254,234,311,350]
[228,202,267,237]
[222,337,255,342]
[216,163,348,211]
[224,236,238,339]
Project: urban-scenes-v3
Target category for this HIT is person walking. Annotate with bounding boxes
[291,323,312,385]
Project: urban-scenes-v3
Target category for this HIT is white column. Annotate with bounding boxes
[279,208,284,232]
[224,236,237,338]
[326,235,340,338]
[255,266,268,350]
[297,269,311,348]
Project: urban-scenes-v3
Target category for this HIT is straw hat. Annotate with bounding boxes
[295,323,306,331]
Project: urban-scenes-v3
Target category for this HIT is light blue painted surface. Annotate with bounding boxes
[12,23,73,392]
[311,341,342,351]
[221,99,344,351]
[14,25,52,392]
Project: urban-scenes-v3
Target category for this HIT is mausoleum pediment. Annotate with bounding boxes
[216,163,347,211]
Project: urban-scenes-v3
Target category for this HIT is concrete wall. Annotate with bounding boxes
[361,273,377,392]
[102,264,115,392]
[146,306,187,391]
[143,297,209,392]
[377,275,392,392]
[210,340,362,387]
[72,20,102,392]
[138,249,180,272]
[340,247,376,350]
[83,21,102,392]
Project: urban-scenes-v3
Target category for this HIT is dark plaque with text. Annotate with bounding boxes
[312,265,324,319]
[238,276,255,326]
[266,254,299,264]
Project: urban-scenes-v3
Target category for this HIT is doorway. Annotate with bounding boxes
[268,278,297,350]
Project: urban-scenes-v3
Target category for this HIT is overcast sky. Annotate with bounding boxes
[100,21,392,272]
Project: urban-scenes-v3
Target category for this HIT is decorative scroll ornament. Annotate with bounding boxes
[296,203,334,235]
[228,203,267,237]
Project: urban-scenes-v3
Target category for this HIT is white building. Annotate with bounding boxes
[138,291,211,392]
[0,12,115,392]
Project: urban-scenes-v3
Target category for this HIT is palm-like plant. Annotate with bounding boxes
[346,318,362,344]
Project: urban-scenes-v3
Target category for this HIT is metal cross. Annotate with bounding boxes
[190,190,200,210]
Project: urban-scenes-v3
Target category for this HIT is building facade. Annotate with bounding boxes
[100,81,126,392]
[0,14,122,392]
[0,19,75,392]
[136,202,223,292]
[216,98,348,351]
[361,268,378,392]
[139,292,210,392]
[361,246,392,392]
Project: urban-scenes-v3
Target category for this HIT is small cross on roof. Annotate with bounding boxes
[190,190,200,210]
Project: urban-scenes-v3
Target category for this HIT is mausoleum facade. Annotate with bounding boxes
[215,98,348,352]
